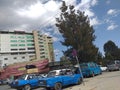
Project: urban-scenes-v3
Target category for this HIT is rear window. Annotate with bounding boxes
[116,61,120,64]
[108,61,115,65]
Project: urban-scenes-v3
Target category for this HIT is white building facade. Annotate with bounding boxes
[0,31,35,67]
[0,31,54,67]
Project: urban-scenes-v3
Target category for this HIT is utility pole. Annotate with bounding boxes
[72,49,85,85]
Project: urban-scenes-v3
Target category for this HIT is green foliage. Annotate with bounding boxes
[56,1,98,62]
[104,40,118,54]
[104,40,120,61]
[95,52,103,64]
[60,56,72,66]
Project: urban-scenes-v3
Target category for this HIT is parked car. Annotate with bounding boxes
[107,60,120,71]
[99,65,107,72]
[80,62,102,77]
[0,80,3,85]
[0,79,10,85]
[9,74,43,90]
[38,69,82,90]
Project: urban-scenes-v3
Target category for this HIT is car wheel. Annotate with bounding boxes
[54,82,62,90]
[118,68,120,71]
[77,78,82,85]
[91,72,95,77]
[22,85,31,90]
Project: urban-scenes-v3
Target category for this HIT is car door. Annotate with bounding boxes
[88,63,95,75]
[27,75,38,87]
[62,70,74,85]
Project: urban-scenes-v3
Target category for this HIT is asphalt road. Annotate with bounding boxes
[0,71,120,90]
[63,71,120,90]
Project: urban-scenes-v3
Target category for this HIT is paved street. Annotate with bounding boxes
[63,71,120,90]
[0,71,120,90]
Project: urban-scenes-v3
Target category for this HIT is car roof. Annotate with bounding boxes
[50,69,71,72]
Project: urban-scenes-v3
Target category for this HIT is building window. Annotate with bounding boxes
[18,36,25,39]
[19,48,25,50]
[18,40,25,42]
[10,40,17,42]
[4,58,8,60]
[40,56,45,58]
[10,36,17,39]
[11,44,17,46]
[27,44,34,46]
[28,48,35,50]
[19,52,26,54]
[39,45,44,47]
[26,40,34,42]
[40,52,45,54]
[11,49,18,51]
[19,44,25,46]
[28,52,35,54]
[11,53,18,55]
[39,42,43,44]
[14,57,17,59]
[40,49,44,51]
[22,56,25,59]
[26,35,33,39]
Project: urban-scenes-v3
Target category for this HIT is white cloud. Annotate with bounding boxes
[16,0,61,23]
[0,0,100,35]
[91,0,98,6]
[107,9,120,16]
[76,0,99,26]
[44,0,60,12]
[90,17,100,26]
[104,19,113,24]
[84,9,95,17]
[13,24,29,31]
[53,36,60,42]
[107,24,118,30]
[54,49,61,55]
[16,2,46,19]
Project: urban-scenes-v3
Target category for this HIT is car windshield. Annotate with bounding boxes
[18,75,27,80]
[80,64,88,69]
[116,61,120,64]
[47,71,56,77]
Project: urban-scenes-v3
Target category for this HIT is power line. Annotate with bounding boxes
[38,0,77,29]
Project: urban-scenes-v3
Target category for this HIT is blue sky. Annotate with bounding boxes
[0,0,120,61]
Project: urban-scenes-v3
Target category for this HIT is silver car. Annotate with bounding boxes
[107,60,120,71]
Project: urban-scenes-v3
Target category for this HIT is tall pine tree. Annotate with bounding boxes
[56,1,98,62]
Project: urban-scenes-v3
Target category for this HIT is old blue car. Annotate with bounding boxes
[38,69,82,90]
[80,62,102,77]
[9,74,43,90]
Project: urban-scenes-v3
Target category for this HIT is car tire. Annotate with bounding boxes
[119,68,120,71]
[91,72,95,77]
[77,78,82,85]
[22,85,31,90]
[54,82,62,90]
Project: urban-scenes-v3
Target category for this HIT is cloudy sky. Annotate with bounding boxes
[0,0,120,61]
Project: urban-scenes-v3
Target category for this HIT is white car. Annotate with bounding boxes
[100,65,107,71]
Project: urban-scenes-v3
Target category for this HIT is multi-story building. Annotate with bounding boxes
[33,31,54,62]
[0,30,54,67]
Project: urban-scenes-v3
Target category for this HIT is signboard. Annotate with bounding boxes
[27,68,39,74]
